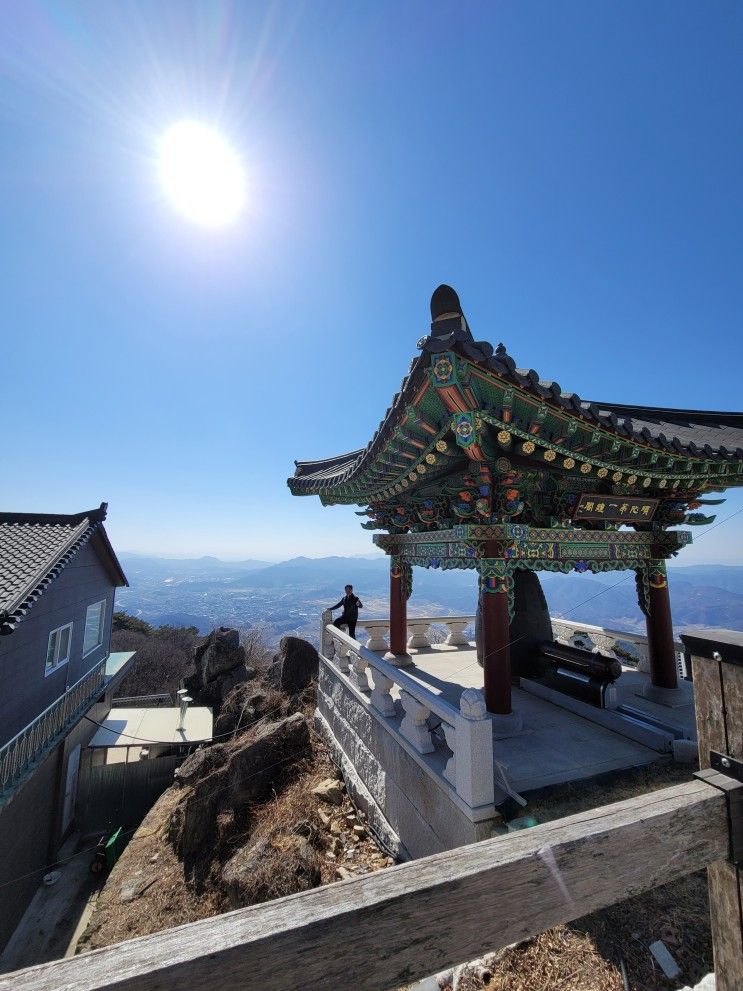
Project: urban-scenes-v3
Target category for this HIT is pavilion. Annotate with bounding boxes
[290,285,743,720]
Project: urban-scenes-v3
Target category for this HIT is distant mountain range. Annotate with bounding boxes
[115,552,743,641]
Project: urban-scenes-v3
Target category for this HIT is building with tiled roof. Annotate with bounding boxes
[0,503,134,950]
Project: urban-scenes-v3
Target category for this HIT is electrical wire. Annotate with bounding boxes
[6,509,741,899]
[425,506,743,682]
[0,707,315,893]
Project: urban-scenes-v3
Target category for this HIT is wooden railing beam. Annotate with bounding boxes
[0,780,727,991]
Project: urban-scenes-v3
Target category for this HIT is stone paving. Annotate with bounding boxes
[375,642,695,795]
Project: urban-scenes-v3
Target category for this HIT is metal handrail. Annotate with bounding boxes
[0,657,106,794]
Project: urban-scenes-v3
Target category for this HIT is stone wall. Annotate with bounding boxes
[316,657,496,859]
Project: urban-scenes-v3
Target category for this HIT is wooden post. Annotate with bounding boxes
[389,559,408,657]
[645,567,679,690]
[683,629,743,991]
[480,546,512,716]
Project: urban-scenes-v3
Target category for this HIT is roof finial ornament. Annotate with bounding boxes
[428,284,473,343]
[495,342,507,357]
[430,284,462,322]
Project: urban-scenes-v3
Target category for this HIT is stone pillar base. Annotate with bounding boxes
[383,651,415,669]
[489,711,525,739]
[637,683,690,708]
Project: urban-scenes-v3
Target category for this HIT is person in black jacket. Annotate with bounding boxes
[329,584,363,640]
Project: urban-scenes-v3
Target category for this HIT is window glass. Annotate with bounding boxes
[46,623,73,673]
[83,600,106,656]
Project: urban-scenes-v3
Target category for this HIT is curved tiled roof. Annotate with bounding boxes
[289,286,743,495]
[0,504,128,635]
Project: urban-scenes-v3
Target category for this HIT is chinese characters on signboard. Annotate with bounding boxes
[573,494,659,523]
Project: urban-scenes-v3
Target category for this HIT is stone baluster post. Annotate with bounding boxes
[445,619,470,646]
[407,620,431,650]
[369,664,396,717]
[442,689,495,808]
[349,649,371,693]
[363,622,390,653]
[399,691,434,754]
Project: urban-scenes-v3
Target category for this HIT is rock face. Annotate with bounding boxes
[229,713,310,807]
[184,627,257,711]
[213,683,275,736]
[267,636,319,695]
[169,713,311,860]
[221,835,321,909]
[475,570,552,679]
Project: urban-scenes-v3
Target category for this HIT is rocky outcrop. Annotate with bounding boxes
[184,627,257,711]
[213,682,282,737]
[229,713,311,807]
[267,636,319,695]
[169,713,311,860]
[221,834,321,909]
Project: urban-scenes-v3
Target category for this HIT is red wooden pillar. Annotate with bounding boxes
[389,559,408,657]
[645,565,679,690]
[480,544,512,715]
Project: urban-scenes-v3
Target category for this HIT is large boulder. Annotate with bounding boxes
[169,764,229,859]
[195,627,247,685]
[168,713,311,859]
[184,627,257,712]
[221,834,321,908]
[229,712,311,808]
[213,682,285,737]
[268,636,319,695]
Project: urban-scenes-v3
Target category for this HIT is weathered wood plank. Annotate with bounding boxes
[692,649,743,991]
[0,780,727,991]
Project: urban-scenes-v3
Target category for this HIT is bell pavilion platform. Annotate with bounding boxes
[317,614,697,859]
[367,639,696,796]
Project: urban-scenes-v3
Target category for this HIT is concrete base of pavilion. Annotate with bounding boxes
[317,641,697,860]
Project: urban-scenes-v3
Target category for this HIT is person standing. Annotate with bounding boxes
[329,584,363,640]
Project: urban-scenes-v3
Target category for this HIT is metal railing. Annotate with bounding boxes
[0,657,107,796]
[111,693,172,708]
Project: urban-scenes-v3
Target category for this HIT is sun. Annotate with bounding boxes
[158,120,245,227]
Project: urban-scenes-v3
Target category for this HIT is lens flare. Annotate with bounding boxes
[158,120,245,227]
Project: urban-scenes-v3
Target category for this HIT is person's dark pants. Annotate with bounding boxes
[333,616,357,640]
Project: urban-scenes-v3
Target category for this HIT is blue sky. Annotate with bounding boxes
[1,1,742,563]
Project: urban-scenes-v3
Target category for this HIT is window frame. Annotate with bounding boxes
[45,622,73,677]
[82,599,107,658]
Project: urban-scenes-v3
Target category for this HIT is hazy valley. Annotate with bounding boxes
[115,553,743,646]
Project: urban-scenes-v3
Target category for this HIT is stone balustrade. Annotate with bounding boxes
[324,622,495,812]
[357,615,476,653]
[550,617,686,677]
[349,612,682,677]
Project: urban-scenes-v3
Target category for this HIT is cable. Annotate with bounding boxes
[81,693,294,746]
[422,506,743,682]
[0,713,317,894]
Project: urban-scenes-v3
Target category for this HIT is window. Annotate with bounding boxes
[46,623,73,674]
[83,599,106,657]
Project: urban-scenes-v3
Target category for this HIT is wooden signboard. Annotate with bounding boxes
[573,494,659,523]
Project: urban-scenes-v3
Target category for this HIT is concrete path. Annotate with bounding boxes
[0,834,100,973]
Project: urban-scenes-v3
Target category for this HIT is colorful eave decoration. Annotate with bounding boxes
[289,286,743,542]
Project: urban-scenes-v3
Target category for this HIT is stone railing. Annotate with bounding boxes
[0,656,107,798]
[550,618,686,677]
[354,615,475,652]
[340,612,685,678]
[321,614,494,811]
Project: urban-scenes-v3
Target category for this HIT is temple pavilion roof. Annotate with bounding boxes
[289,286,743,532]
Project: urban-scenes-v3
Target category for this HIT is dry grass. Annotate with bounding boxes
[430,761,711,991]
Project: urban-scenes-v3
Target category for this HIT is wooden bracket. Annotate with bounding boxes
[696,759,743,867]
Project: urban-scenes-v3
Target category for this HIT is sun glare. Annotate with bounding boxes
[158,120,245,227]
